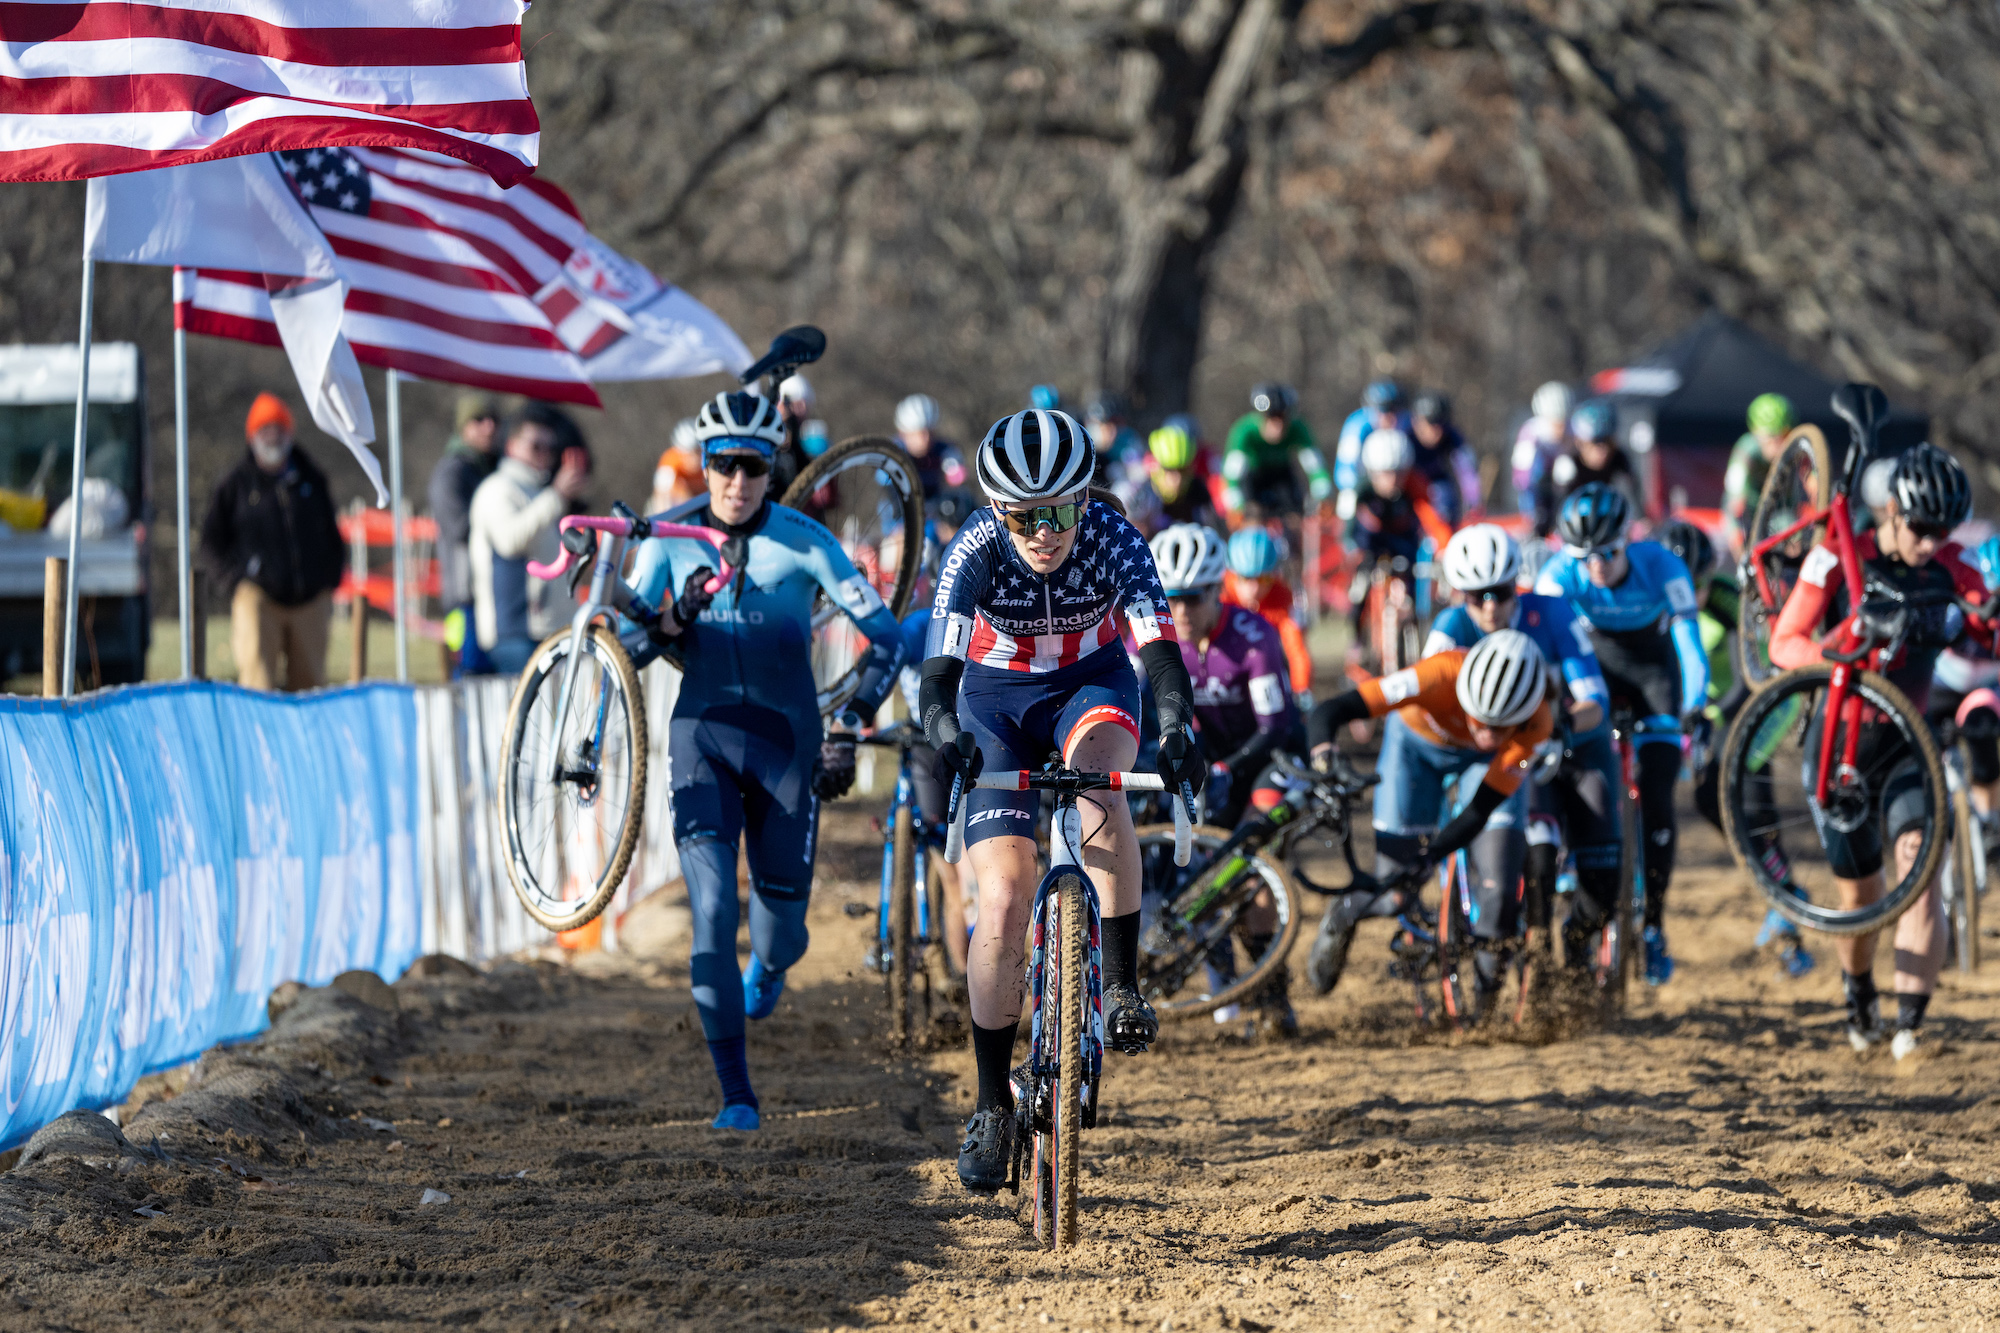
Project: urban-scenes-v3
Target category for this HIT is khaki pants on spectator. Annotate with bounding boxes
[230,583,331,691]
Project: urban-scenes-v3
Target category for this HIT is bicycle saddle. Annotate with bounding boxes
[1831,382,1889,454]
[739,324,826,387]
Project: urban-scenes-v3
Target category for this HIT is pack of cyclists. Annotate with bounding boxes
[619,370,1994,1171]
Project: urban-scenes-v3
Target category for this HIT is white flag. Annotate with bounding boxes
[533,235,752,381]
[89,158,387,502]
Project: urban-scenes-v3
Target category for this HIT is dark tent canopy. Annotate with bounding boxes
[1590,312,1929,511]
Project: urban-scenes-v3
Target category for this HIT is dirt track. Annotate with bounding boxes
[4,797,2000,1332]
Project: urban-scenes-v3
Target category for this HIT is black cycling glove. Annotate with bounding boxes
[813,736,857,800]
[669,567,718,632]
[1156,726,1205,794]
[931,728,983,790]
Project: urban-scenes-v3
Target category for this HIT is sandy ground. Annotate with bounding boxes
[3,790,2000,1333]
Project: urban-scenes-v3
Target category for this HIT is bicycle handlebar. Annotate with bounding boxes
[943,767,1191,867]
[526,515,737,592]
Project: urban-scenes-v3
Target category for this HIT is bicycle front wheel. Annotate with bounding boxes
[1134,825,1301,1019]
[1719,664,1948,936]
[1053,870,1087,1252]
[1738,425,1832,690]
[500,625,648,932]
[886,802,916,1046]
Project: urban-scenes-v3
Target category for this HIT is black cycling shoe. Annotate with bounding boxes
[957,1107,1015,1192]
[1306,898,1361,996]
[1103,982,1159,1053]
[1252,964,1299,1040]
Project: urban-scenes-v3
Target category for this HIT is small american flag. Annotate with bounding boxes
[0,0,538,186]
[179,146,600,405]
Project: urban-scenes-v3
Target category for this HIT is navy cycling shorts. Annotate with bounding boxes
[959,647,1141,847]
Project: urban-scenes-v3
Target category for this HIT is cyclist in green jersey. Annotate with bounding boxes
[1222,382,1332,520]
[1721,393,1794,558]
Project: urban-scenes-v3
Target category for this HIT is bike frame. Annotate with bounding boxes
[865,726,949,966]
[526,512,735,783]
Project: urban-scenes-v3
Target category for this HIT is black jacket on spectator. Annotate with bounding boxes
[199,447,344,607]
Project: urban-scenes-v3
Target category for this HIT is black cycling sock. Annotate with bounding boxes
[1844,970,1878,1019]
[1896,991,1930,1032]
[706,1037,758,1111]
[1638,745,1680,928]
[1101,910,1142,993]
[971,1020,1019,1113]
[1523,844,1558,931]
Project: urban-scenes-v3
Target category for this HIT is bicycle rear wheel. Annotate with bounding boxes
[782,436,924,718]
[1052,871,1087,1251]
[500,625,647,932]
[1436,855,1478,1032]
[1133,825,1301,1019]
[1738,425,1832,690]
[1719,664,1948,935]
[1949,780,1981,972]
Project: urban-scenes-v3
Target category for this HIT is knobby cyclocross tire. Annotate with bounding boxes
[500,625,648,933]
[886,802,917,1046]
[1719,664,1948,936]
[1132,825,1301,1019]
[1436,857,1477,1032]
[1738,425,1832,691]
[1951,784,1981,973]
[1054,871,1087,1251]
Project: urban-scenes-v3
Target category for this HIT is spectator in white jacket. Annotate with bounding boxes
[468,403,589,674]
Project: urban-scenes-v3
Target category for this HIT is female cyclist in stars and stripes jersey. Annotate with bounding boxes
[917,408,1204,1196]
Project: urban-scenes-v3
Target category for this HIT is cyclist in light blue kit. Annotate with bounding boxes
[1534,482,1708,985]
[1428,524,1620,982]
[629,390,905,1131]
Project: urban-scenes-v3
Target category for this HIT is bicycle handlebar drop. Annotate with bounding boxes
[943,768,1191,867]
[526,515,737,592]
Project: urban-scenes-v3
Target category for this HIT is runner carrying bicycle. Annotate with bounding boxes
[626,391,906,1131]
[1766,443,1995,1057]
[1303,631,1554,996]
[1425,524,1611,992]
[917,409,1204,1191]
[1534,483,1708,986]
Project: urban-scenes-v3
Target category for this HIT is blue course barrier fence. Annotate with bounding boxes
[0,681,421,1149]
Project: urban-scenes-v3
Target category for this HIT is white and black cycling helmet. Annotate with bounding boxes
[671,417,699,453]
[976,409,1095,503]
[1360,428,1414,475]
[1532,381,1573,425]
[1557,482,1630,552]
[895,393,940,433]
[1251,382,1297,416]
[1150,524,1227,596]
[1442,523,1520,593]
[694,391,786,453]
[777,374,814,408]
[1456,628,1547,728]
[1890,442,1972,530]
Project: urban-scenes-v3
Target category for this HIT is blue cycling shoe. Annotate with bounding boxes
[1753,908,1796,951]
[1777,939,1816,979]
[743,955,786,1021]
[1642,926,1675,986]
[711,1102,761,1131]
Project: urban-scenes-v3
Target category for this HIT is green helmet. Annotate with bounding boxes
[1748,393,1794,436]
[1149,423,1196,470]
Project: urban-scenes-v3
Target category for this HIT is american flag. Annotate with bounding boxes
[0,0,538,186]
[178,146,601,405]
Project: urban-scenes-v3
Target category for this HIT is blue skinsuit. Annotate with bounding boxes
[1534,540,1707,745]
[627,498,903,1046]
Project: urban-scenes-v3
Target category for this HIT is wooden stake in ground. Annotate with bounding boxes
[42,556,64,698]
[350,595,368,683]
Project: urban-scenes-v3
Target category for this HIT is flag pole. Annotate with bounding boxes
[61,255,95,698]
[173,270,193,680]
[388,368,407,682]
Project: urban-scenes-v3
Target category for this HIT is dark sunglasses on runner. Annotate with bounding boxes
[706,452,772,479]
[1467,585,1517,606]
[1578,541,1627,565]
[997,499,1086,536]
[1905,518,1951,542]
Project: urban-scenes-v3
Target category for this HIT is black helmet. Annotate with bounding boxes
[1250,382,1297,416]
[1889,442,1972,530]
[1557,482,1631,551]
[1656,516,1716,580]
[1412,391,1451,424]
[1362,378,1406,411]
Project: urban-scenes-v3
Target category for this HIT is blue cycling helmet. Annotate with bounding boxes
[1226,527,1282,578]
[1030,383,1061,411]
[1557,482,1631,551]
[1362,379,1406,411]
[1570,398,1616,444]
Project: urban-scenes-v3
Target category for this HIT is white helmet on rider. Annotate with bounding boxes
[1455,629,1546,728]
[1532,381,1573,426]
[1441,523,1521,593]
[777,374,814,408]
[895,393,940,433]
[671,417,700,455]
[1360,428,1414,476]
[694,391,786,451]
[1150,524,1227,596]
[976,409,1095,503]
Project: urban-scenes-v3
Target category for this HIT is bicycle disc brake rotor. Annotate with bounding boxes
[1819,763,1871,834]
